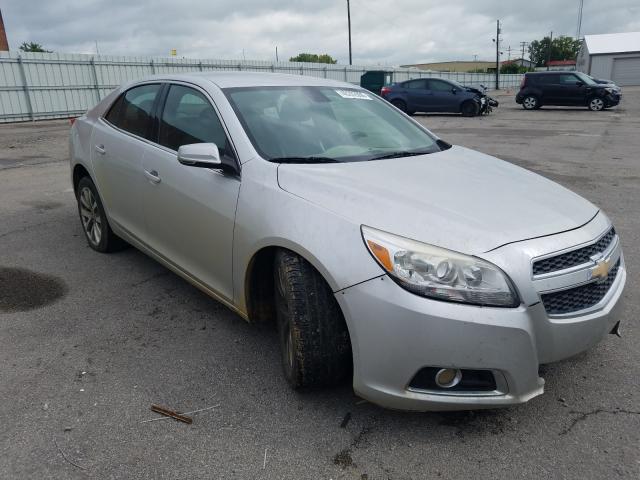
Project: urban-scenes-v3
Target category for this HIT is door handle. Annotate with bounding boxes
[94,144,106,155]
[144,169,161,184]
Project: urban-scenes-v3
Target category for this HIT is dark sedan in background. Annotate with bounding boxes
[381,78,486,116]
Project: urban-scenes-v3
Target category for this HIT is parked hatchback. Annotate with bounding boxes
[381,78,486,116]
[70,73,625,411]
[516,71,621,111]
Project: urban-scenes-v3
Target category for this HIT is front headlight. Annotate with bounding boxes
[604,87,613,94]
[362,226,519,307]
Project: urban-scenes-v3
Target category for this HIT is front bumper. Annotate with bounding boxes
[336,215,626,411]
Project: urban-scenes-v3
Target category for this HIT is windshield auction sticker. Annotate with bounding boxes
[335,89,372,100]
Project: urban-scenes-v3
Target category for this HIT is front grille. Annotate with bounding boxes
[541,259,620,315]
[533,228,616,276]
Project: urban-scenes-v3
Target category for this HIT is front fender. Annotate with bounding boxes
[232,159,383,313]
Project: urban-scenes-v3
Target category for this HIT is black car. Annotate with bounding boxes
[516,71,621,111]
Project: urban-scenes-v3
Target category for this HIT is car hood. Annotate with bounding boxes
[276,146,598,254]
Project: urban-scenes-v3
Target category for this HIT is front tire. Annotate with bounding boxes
[273,250,352,389]
[522,95,539,110]
[76,177,127,253]
[588,97,605,111]
[461,100,479,117]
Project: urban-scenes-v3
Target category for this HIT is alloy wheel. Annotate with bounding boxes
[590,98,604,111]
[79,186,102,246]
[523,97,537,109]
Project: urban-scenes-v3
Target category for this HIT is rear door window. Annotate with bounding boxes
[158,84,234,158]
[104,84,161,140]
[404,80,428,90]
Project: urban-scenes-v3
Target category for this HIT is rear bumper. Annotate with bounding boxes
[336,242,626,412]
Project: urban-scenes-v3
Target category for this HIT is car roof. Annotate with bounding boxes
[134,71,358,89]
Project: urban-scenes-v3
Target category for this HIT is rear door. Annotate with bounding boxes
[403,79,432,111]
[140,83,241,301]
[90,83,162,241]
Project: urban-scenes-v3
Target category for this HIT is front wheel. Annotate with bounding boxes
[461,100,480,117]
[588,97,605,111]
[273,250,352,389]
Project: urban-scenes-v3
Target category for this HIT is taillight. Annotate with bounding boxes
[69,117,77,126]
[381,86,391,96]
[520,76,526,88]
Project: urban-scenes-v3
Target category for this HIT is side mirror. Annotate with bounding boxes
[451,87,458,94]
[177,143,222,168]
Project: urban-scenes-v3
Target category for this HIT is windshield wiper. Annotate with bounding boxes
[269,156,339,164]
[368,150,433,161]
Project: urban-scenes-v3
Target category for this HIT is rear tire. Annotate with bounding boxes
[522,95,539,110]
[391,99,408,113]
[461,100,479,117]
[588,97,605,111]
[273,250,352,389]
[76,177,127,253]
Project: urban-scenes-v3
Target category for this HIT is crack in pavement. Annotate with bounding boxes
[560,408,640,435]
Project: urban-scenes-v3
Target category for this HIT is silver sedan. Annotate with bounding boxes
[69,72,626,411]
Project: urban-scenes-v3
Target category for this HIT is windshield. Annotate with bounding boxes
[575,72,597,85]
[224,86,442,163]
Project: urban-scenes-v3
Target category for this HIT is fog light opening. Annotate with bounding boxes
[435,368,462,388]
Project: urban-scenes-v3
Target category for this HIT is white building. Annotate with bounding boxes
[577,32,640,86]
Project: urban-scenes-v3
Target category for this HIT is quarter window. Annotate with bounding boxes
[159,85,234,158]
[104,84,161,140]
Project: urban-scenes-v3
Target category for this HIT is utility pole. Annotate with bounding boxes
[507,45,513,61]
[520,41,528,63]
[473,54,478,62]
[346,0,352,65]
[576,0,584,39]
[495,20,501,90]
[275,46,279,62]
[546,31,553,70]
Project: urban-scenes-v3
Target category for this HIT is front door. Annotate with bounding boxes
[141,83,241,302]
[426,79,458,112]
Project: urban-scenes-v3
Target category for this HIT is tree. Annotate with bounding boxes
[528,36,581,67]
[19,42,52,53]
[500,63,532,74]
[289,53,337,64]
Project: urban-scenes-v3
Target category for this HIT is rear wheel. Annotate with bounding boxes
[461,100,479,117]
[273,250,352,389]
[522,95,539,110]
[76,177,127,253]
[588,97,605,111]
[391,99,408,113]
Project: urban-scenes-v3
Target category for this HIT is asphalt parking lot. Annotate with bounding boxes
[1,88,639,480]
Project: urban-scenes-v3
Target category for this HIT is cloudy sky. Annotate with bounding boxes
[2,0,640,65]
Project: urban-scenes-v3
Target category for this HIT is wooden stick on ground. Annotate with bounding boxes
[150,404,193,424]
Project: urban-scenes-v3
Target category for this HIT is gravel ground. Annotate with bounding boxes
[0,89,638,480]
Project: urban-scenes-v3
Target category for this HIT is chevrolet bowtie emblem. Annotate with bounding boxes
[591,258,611,281]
